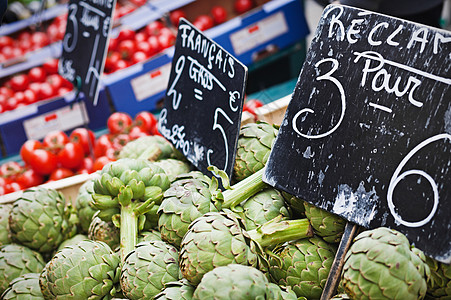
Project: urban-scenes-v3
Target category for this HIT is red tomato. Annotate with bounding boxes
[0,36,14,49]
[0,161,23,179]
[136,41,152,56]
[0,87,13,97]
[118,40,136,60]
[112,133,130,149]
[211,6,228,24]
[20,140,42,165]
[49,167,75,181]
[16,168,44,188]
[234,0,254,14]
[38,82,56,100]
[117,28,136,42]
[4,182,24,194]
[147,36,161,55]
[114,59,131,71]
[170,10,186,27]
[105,52,121,73]
[158,32,176,49]
[57,142,85,170]
[23,89,38,104]
[94,134,113,158]
[70,128,96,155]
[28,67,47,83]
[31,32,50,47]
[93,156,113,172]
[105,147,120,161]
[29,149,58,175]
[42,58,59,74]
[58,87,72,96]
[134,111,157,133]
[135,32,148,43]
[107,112,133,134]
[132,51,148,64]
[193,15,214,31]
[108,37,119,52]
[9,74,29,92]
[46,74,65,90]
[78,156,94,174]
[145,21,164,36]
[128,126,148,140]
[43,130,69,150]
[13,92,25,105]
[5,96,18,111]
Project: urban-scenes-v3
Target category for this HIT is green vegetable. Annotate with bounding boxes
[1,273,44,300]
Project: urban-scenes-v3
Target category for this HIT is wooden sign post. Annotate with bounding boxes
[59,0,116,105]
[264,4,451,265]
[159,18,248,177]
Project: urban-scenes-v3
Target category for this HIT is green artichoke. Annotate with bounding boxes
[237,187,291,230]
[341,227,429,300]
[268,236,337,299]
[120,241,182,299]
[1,273,44,300]
[281,192,305,218]
[91,158,170,260]
[158,167,267,248]
[154,158,192,182]
[41,240,120,299]
[193,264,290,300]
[9,188,78,254]
[119,135,184,161]
[0,244,45,295]
[75,177,99,234]
[179,210,313,285]
[0,203,12,246]
[303,201,346,243]
[57,234,89,252]
[88,214,120,250]
[425,255,451,299]
[138,229,162,243]
[233,122,278,182]
[153,279,194,300]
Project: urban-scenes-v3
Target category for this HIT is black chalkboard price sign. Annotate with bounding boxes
[263,5,451,263]
[158,19,247,177]
[59,0,116,105]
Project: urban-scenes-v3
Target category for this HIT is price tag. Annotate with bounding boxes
[59,0,116,105]
[159,19,248,177]
[131,63,172,101]
[263,5,451,263]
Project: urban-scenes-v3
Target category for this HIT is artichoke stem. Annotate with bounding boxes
[221,168,266,209]
[120,202,138,262]
[247,218,313,248]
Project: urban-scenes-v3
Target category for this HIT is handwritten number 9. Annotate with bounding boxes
[292,58,346,139]
[207,108,233,172]
[64,4,78,53]
[387,133,451,227]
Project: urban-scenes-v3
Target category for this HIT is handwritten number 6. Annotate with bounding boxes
[292,58,346,139]
[63,4,78,53]
[207,108,233,172]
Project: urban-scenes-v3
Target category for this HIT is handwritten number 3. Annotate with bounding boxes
[292,58,346,139]
[64,4,78,53]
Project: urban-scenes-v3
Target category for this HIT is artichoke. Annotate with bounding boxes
[158,167,267,248]
[119,135,184,161]
[138,229,162,243]
[0,244,46,295]
[153,279,194,300]
[57,234,89,251]
[91,158,170,260]
[425,255,451,299]
[179,210,313,285]
[1,273,44,300]
[341,227,429,300]
[75,178,99,234]
[0,203,12,246]
[233,122,278,182]
[40,240,120,299]
[9,188,78,254]
[120,241,182,299]
[303,201,346,243]
[281,192,305,218]
[237,187,291,230]
[193,264,291,300]
[88,213,120,250]
[154,158,192,182]
[268,236,337,299]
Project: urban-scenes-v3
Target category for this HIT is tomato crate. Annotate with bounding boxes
[0,87,112,157]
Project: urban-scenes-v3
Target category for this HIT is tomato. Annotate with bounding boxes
[16,168,44,188]
[77,156,94,174]
[93,156,113,172]
[46,74,65,90]
[108,37,119,52]
[42,59,59,74]
[145,21,164,37]
[0,87,13,97]
[170,10,186,27]
[105,52,121,73]
[117,28,136,42]
[4,182,24,194]
[57,142,85,170]
[136,41,152,56]
[0,36,14,49]
[30,32,50,47]
[43,130,69,150]
[38,82,56,100]
[147,36,161,55]
[211,6,228,24]
[49,167,75,181]
[94,134,113,158]
[158,32,176,49]
[20,140,42,165]
[9,74,29,92]
[107,112,133,134]
[13,92,25,104]
[234,0,254,14]
[112,133,130,149]
[131,51,148,64]
[135,32,148,43]
[193,15,214,31]
[114,59,131,71]
[128,126,148,140]
[29,149,58,175]
[118,39,136,60]
[134,111,157,133]
[70,128,96,155]
[28,67,47,83]
[23,89,38,104]
[0,161,23,179]
[5,96,18,111]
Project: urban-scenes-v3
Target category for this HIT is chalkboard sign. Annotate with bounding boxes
[59,0,116,105]
[159,19,247,177]
[263,5,451,263]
